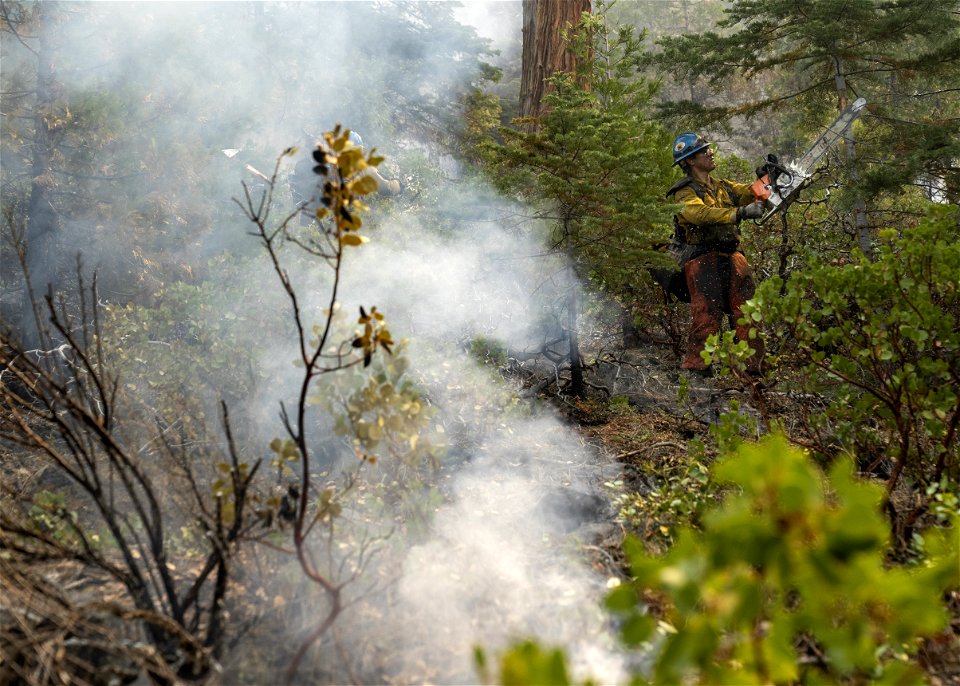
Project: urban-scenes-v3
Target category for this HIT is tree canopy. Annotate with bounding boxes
[653,0,960,233]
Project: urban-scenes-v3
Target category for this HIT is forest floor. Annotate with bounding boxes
[523,335,960,686]
[3,332,959,684]
[515,337,766,558]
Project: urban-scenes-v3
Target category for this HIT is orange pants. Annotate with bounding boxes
[681,251,764,371]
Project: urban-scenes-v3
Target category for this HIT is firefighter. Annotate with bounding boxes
[289,130,402,223]
[344,131,403,197]
[666,132,765,377]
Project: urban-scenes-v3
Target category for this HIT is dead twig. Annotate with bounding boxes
[615,441,685,461]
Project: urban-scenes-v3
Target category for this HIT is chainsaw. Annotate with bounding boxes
[751,97,867,224]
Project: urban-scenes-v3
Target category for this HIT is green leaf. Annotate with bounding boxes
[499,641,571,686]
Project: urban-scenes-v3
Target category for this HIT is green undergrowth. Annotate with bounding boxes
[490,434,959,685]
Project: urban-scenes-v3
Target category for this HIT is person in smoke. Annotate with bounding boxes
[666,132,765,377]
[289,130,402,223]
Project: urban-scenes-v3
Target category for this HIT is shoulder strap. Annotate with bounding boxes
[666,177,698,199]
[668,178,707,246]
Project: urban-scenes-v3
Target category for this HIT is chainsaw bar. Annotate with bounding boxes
[755,97,867,224]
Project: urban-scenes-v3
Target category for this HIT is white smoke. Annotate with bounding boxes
[392,417,625,683]
[288,177,629,681]
[453,0,524,55]
[4,1,630,682]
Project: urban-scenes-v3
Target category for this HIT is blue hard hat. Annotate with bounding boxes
[672,132,710,166]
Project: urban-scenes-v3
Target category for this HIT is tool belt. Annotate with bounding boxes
[678,240,739,266]
[683,222,739,247]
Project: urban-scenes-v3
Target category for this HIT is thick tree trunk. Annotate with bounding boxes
[519,0,590,122]
[519,1,590,395]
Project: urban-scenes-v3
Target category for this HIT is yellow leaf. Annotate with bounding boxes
[351,175,379,196]
[338,148,366,178]
[326,129,346,152]
[340,233,369,247]
[341,213,363,232]
[657,620,678,635]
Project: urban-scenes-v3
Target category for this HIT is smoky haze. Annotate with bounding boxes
[3,1,629,682]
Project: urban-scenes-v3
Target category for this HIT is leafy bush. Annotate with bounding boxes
[607,433,958,685]
[731,205,960,547]
[100,256,282,423]
[613,454,713,548]
[477,640,579,686]
[492,435,958,685]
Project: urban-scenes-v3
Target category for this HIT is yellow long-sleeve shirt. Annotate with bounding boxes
[670,176,754,246]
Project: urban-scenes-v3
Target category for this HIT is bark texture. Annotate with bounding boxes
[519,0,590,122]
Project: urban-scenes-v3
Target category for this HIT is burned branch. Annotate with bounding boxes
[0,263,265,680]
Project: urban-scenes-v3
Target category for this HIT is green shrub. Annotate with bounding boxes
[100,253,284,426]
[613,454,713,547]
[607,433,959,685]
[477,641,580,686]
[710,206,960,546]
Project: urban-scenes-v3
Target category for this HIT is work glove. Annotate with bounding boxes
[736,201,765,221]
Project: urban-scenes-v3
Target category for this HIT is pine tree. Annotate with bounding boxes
[486,11,673,396]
